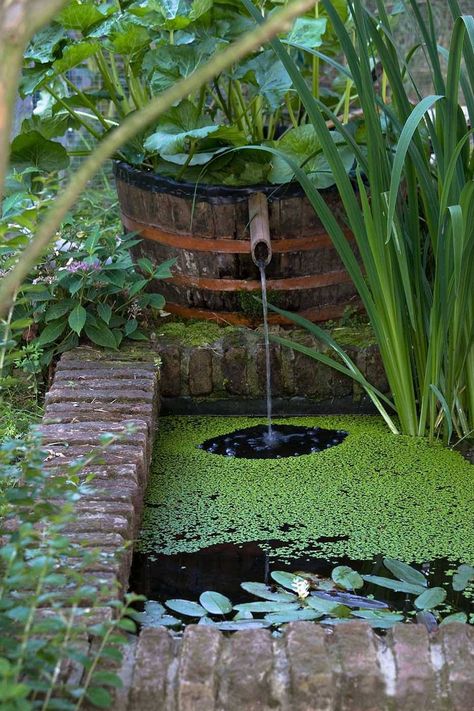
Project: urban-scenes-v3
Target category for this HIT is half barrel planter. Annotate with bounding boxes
[114,162,361,326]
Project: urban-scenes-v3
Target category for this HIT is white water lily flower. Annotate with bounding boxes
[292,577,310,599]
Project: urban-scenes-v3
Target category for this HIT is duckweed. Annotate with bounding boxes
[138,416,474,564]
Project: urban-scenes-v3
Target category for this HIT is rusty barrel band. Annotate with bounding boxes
[121,211,354,254]
[166,270,352,292]
[165,301,363,326]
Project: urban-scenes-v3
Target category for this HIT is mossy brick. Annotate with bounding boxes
[43,402,154,428]
[332,621,386,711]
[63,513,131,538]
[129,628,174,711]
[160,344,182,397]
[178,626,222,711]
[390,624,436,711]
[64,531,126,548]
[45,387,155,404]
[222,346,250,395]
[42,444,146,479]
[188,348,213,397]
[53,367,157,382]
[285,622,334,711]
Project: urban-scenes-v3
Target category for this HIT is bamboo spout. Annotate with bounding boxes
[249,192,272,266]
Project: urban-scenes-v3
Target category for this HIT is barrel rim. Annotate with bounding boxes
[113,161,340,204]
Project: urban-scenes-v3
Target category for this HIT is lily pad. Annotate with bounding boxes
[264,609,323,624]
[362,575,426,595]
[165,599,207,617]
[240,582,297,602]
[383,558,427,587]
[199,591,233,615]
[332,565,364,591]
[414,587,447,611]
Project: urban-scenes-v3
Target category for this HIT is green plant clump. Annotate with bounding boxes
[138,416,474,563]
[156,319,237,347]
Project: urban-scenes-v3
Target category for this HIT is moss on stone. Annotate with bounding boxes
[156,320,238,347]
[138,415,474,565]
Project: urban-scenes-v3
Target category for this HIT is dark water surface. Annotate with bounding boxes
[198,424,348,459]
[130,541,471,615]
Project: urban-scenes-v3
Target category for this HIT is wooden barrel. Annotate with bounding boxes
[114,162,361,325]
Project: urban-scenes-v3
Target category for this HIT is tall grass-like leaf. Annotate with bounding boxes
[242,0,474,441]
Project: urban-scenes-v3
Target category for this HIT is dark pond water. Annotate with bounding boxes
[198,424,348,459]
[129,540,471,617]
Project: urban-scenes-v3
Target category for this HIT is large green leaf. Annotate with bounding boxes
[363,575,426,595]
[241,50,292,111]
[332,566,364,591]
[440,612,468,625]
[452,564,474,592]
[264,609,323,624]
[58,1,106,32]
[10,132,69,173]
[233,601,300,613]
[37,319,67,346]
[307,595,349,615]
[286,17,327,50]
[383,558,428,588]
[84,323,118,350]
[165,599,207,617]
[24,24,65,64]
[270,571,301,591]
[240,582,297,602]
[68,304,87,335]
[199,591,233,615]
[414,587,447,611]
[53,41,99,73]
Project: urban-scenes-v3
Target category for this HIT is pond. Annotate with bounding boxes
[131,415,474,628]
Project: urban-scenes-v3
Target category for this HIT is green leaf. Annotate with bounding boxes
[440,612,468,625]
[383,558,428,588]
[37,318,67,346]
[414,587,447,611]
[154,258,177,279]
[332,566,364,591]
[286,17,327,50]
[242,50,292,110]
[97,303,112,325]
[24,24,65,63]
[146,293,166,310]
[270,570,301,591]
[240,582,297,602]
[68,304,87,335]
[199,591,233,615]
[84,323,118,349]
[233,601,300,613]
[91,671,124,689]
[307,595,348,615]
[351,610,405,621]
[165,599,207,617]
[362,576,426,595]
[53,41,99,73]
[124,319,138,337]
[452,564,474,592]
[264,609,323,624]
[85,687,112,709]
[58,1,106,32]
[216,620,271,631]
[10,132,69,172]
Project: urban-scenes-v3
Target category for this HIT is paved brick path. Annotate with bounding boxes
[38,346,474,710]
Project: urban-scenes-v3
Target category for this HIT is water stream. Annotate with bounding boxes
[258,260,274,445]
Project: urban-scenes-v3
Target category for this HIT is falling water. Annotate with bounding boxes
[258,260,275,445]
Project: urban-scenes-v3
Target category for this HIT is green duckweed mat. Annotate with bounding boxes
[138,416,474,564]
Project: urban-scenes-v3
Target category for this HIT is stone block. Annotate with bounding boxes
[188,349,213,397]
[178,626,222,711]
[332,622,386,711]
[285,622,334,711]
[390,624,436,711]
[440,623,474,711]
[218,629,275,710]
[129,628,173,711]
[160,344,182,397]
[222,346,250,396]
